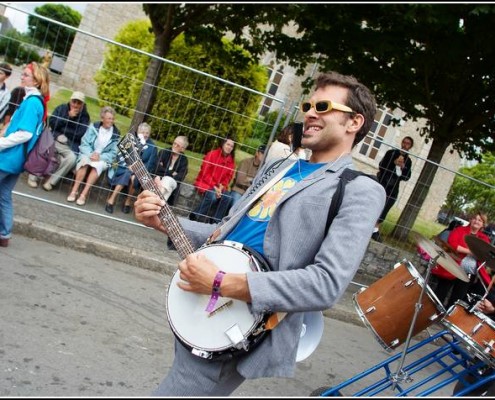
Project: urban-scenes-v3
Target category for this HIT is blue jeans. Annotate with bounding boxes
[190,189,234,223]
[0,171,20,239]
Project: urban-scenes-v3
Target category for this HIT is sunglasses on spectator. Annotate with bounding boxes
[300,100,354,114]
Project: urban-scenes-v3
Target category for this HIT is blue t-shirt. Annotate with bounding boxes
[226,160,325,255]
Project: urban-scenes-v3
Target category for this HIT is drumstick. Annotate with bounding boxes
[470,272,495,313]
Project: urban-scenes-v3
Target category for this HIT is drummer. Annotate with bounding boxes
[433,211,491,309]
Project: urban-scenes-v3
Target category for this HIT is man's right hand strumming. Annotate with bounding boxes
[134,181,168,235]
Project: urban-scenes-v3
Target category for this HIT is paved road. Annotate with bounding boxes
[0,235,458,397]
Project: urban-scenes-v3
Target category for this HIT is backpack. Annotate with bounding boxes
[23,96,59,177]
[325,168,378,235]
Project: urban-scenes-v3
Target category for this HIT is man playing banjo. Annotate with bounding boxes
[134,71,386,396]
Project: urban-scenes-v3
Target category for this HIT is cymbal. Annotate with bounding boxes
[413,232,469,282]
[465,236,495,270]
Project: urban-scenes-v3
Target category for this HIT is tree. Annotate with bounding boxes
[28,4,81,57]
[444,153,495,221]
[131,3,299,131]
[265,4,495,241]
[94,20,267,152]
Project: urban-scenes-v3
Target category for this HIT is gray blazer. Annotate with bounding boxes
[179,154,386,378]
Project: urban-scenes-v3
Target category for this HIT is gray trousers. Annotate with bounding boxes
[152,339,246,396]
[48,141,77,185]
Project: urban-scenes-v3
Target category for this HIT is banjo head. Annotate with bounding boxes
[166,241,268,355]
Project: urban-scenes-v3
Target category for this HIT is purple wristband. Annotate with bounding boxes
[205,271,226,313]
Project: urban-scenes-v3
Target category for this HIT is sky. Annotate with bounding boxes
[3,2,87,33]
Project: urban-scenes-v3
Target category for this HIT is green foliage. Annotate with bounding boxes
[28,4,81,57]
[0,29,41,65]
[251,111,291,144]
[444,153,495,221]
[95,19,268,153]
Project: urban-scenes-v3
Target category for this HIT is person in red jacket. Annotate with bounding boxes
[189,137,236,223]
[433,211,491,308]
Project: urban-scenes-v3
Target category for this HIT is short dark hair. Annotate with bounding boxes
[0,63,12,77]
[276,123,295,146]
[315,71,376,148]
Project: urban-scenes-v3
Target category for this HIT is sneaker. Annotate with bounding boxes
[27,175,38,188]
[42,181,53,191]
[122,204,131,214]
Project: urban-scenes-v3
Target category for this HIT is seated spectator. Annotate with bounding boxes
[0,63,12,124]
[67,106,120,206]
[189,137,235,223]
[214,144,265,219]
[105,122,157,214]
[155,135,189,205]
[41,90,91,191]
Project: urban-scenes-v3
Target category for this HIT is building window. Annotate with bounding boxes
[358,108,393,160]
[260,66,283,116]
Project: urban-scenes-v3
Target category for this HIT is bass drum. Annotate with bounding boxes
[166,241,271,359]
[353,260,445,351]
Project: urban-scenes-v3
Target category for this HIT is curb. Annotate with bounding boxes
[13,216,180,276]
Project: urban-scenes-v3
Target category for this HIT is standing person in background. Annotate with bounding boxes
[133,70,385,396]
[155,135,189,205]
[41,90,91,191]
[67,106,120,206]
[0,62,50,247]
[105,122,157,214]
[189,137,236,223]
[0,86,26,135]
[371,135,414,242]
[214,144,266,219]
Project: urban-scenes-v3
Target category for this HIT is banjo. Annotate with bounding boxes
[118,133,273,360]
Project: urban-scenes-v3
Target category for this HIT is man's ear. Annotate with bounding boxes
[347,113,365,135]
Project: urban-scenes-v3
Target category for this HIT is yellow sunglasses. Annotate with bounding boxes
[300,100,354,114]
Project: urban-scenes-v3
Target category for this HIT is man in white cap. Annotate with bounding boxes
[37,90,91,190]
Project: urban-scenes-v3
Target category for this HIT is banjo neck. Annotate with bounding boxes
[118,133,194,259]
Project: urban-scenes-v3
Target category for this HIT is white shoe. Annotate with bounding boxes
[27,175,38,188]
[42,181,53,191]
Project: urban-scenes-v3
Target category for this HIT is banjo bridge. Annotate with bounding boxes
[207,299,234,317]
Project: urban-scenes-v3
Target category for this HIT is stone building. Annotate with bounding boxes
[60,3,460,223]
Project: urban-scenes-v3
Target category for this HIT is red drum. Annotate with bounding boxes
[442,301,495,367]
[353,260,445,351]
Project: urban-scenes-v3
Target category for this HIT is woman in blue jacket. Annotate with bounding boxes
[67,106,120,206]
[0,62,50,247]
